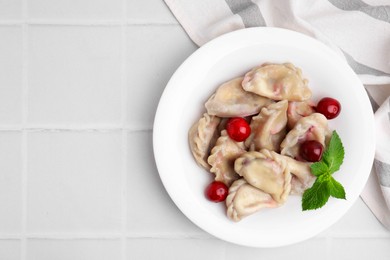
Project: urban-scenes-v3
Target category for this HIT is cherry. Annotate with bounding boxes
[205,181,229,202]
[226,117,251,142]
[316,97,341,119]
[300,140,324,162]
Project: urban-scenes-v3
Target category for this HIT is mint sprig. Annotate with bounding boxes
[302,131,346,211]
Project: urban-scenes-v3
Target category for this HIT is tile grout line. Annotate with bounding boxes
[121,0,128,259]
[20,0,29,258]
[0,20,179,26]
[0,232,388,240]
[0,127,152,132]
[121,126,128,258]
[0,233,210,240]
[21,129,27,258]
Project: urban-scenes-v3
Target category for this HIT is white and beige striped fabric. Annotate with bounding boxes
[164,0,390,229]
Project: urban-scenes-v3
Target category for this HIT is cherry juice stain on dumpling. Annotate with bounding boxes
[205,77,272,117]
[245,100,288,152]
[242,63,311,101]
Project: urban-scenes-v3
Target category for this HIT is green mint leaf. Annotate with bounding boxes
[303,130,346,211]
[322,131,344,174]
[302,178,331,211]
[310,161,329,177]
[329,177,346,199]
[317,172,331,183]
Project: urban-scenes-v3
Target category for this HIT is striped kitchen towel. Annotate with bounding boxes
[164,0,390,229]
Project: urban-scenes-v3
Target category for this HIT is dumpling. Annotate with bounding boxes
[280,113,330,160]
[205,77,273,117]
[234,150,292,204]
[188,113,221,170]
[245,100,288,152]
[249,150,315,195]
[242,63,311,101]
[226,178,278,222]
[208,130,247,186]
[281,155,315,195]
[287,101,315,129]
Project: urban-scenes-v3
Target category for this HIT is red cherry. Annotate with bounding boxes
[300,140,324,162]
[226,117,251,142]
[316,97,341,119]
[205,181,228,202]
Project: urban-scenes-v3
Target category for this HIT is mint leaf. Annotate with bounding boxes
[310,161,329,177]
[302,178,331,211]
[302,130,346,211]
[317,173,331,183]
[329,177,346,199]
[322,131,344,174]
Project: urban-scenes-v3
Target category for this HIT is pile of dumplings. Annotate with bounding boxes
[189,63,332,222]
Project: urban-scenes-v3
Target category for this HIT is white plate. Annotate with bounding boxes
[153,27,375,248]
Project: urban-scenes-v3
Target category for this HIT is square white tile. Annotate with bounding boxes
[0,132,22,234]
[127,131,207,237]
[27,131,123,233]
[0,240,21,260]
[328,197,390,236]
[330,238,390,260]
[225,238,328,260]
[127,0,177,24]
[0,0,22,20]
[0,26,22,126]
[28,0,122,20]
[28,26,122,127]
[126,25,197,130]
[127,238,225,260]
[27,239,121,260]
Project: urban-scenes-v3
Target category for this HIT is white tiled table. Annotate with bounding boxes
[0,0,389,259]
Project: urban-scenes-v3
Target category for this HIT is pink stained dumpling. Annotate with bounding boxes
[188,113,221,170]
[279,154,315,195]
[287,100,316,129]
[245,100,288,152]
[226,178,278,222]
[247,149,315,196]
[205,77,273,117]
[280,113,331,160]
[234,150,292,204]
[242,63,311,101]
[207,130,247,186]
